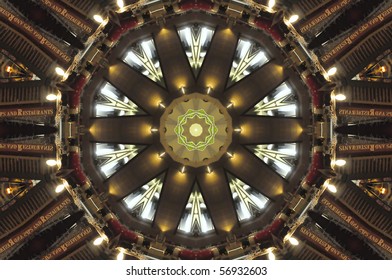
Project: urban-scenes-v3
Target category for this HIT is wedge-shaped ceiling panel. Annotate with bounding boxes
[177,25,214,76]
[227,173,269,222]
[247,82,298,117]
[249,143,298,178]
[95,82,145,117]
[123,38,165,87]
[177,182,214,236]
[227,38,269,87]
[94,143,144,178]
[123,174,164,222]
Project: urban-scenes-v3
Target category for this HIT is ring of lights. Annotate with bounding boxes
[160,93,232,167]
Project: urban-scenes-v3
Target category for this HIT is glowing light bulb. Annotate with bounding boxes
[327,184,337,193]
[93,15,104,23]
[268,0,276,9]
[335,159,346,166]
[117,0,124,8]
[93,237,104,246]
[335,94,346,101]
[288,15,299,23]
[55,184,65,193]
[55,67,65,76]
[327,67,337,76]
[289,237,299,246]
[268,251,276,260]
[46,159,58,166]
[46,94,58,101]
[117,251,124,260]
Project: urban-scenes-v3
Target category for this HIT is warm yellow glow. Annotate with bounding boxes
[288,15,299,23]
[206,87,212,95]
[327,67,337,76]
[6,187,12,195]
[46,94,58,101]
[46,159,58,166]
[150,127,159,133]
[189,123,203,137]
[380,188,387,194]
[6,66,12,73]
[234,127,242,133]
[335,94,347,101]
[117,250,124,260]
[55,67,65,76]
[159,102,166,109]
[180,166,186,174]
[335,159,346,166]
[289,237,299,246]
[268,0,276,8]
[180,87,186,95]
[117,0,124,8]
[380,66,387,73]
[206,166,212,174]
[327,184,337,193]
[55,184,65,193]
[93,15,104,23]
[268,251,276,260]
[93,237,104,246]
[227,152,233,158]
[226,102,234,109]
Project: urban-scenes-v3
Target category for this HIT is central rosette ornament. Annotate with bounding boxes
[160,93,232,167]
[175,109,218,151]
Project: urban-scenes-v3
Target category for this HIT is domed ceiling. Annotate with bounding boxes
[1,0,391,261]
[81,13,311,247]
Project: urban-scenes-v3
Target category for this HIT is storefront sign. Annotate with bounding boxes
[0,196,72,254]
[320,197,392,255]
[297,226,350,259]
[0,143,55,154]
[299,0,352,34]
[321,6,392,65]
[337,107,392,117]
[0,6,71,65]
[337,143,392,154]
[0,107,55,117]
[39,0,94,34]
[41,226,94,260]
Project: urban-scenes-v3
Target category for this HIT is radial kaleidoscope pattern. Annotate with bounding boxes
[81,13,311,251]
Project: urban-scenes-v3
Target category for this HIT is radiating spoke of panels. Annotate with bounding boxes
[177,183,214,236]
[227,173,269,222]
[228,38,269,87]
[247,82,298,117]
[0,178,40,209]
[94,143,144,179]
[123,38,164,86]
[248,143,298,179]
[177,24,214,76]
[95,82,145,117]
[123,174,164,222]
[0,49,38,82]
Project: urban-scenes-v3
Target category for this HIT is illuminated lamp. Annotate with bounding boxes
[55,67,65,76]
[288,237,299,246]
[55,184,65,193]
[117,250,125,260]
[180,166,186,174]
[6,187,13,195]
[207,166,212,174]
[334,94,346,101]
[335,159,346,166]
[327,184,337,193]
[93,237,104,246]
[268,251,276,260]
[46,94,58,101]
[327,67,337,76]
[117,0,124,8]
[268,0,276,9]
[46,159,58,166]
[93,15,104,23]
[288,15,299,23]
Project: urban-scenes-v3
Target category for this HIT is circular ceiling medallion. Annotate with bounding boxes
[160,93,232,167]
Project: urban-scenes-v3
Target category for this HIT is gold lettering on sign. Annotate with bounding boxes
[39,0,93,33]
[0,108,55,117]
[0,143,55,153]
[320,197,392,254]
[0,197,72,254]
[0,7,71,64]
[321,5,392,64]
[298,227,350,259]
[337,108,392,117]
[300,0,352,33]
